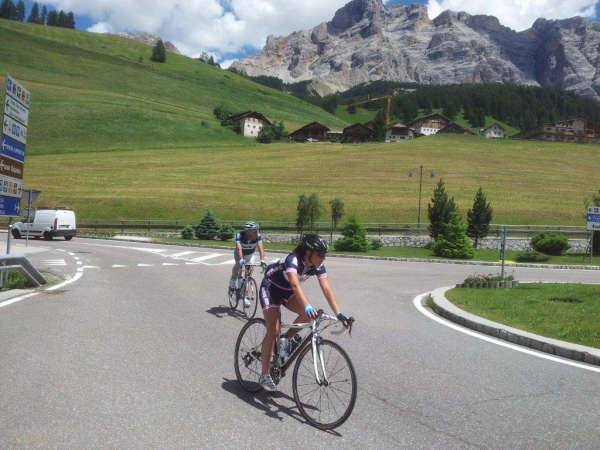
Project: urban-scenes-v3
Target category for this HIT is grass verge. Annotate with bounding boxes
[446,283,600,348]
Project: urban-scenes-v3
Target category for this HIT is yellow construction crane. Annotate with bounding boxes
[346,90,402,126]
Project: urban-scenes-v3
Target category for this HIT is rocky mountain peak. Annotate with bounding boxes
[232,0,600,101]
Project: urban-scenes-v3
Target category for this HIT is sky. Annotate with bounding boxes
[21,0,600,67]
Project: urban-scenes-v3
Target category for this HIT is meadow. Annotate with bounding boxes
[25,134,600,225]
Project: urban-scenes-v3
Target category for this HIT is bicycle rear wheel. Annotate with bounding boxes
[242,277,258,319]
[234,318,266,393]
[292,339,357,430]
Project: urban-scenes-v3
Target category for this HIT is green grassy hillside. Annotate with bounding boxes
[26,135,600,225]
[0,19,347,155]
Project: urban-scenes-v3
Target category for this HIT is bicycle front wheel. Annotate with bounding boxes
[292,339,357,430]
[242,277,258,319]
[234,318,266,393]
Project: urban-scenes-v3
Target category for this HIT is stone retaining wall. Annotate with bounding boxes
[261,233,588,254]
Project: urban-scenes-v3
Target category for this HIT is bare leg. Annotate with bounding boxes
[283,294,309,339]
[261,308,280,376]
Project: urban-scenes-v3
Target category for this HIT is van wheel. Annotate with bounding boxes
[11,229,21,239]
[43,232,52,241]
[65,236,73,241]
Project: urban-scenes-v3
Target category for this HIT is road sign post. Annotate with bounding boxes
[1,74,30,254]
[587,206,600,263]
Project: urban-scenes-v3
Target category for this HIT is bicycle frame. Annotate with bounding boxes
[276,313,342,385]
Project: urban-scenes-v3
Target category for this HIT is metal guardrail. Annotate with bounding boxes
[76,220,591,237]
[0,255,47,288]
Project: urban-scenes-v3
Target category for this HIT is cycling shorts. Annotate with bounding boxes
[259,278,293,310]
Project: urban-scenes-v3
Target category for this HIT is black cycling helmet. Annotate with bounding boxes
[301,233,329,256]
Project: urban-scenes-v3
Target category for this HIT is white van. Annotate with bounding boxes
[12,209,76,240]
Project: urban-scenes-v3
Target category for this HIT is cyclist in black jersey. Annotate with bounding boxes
[258,234,350,391]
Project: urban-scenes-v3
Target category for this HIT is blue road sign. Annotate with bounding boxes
[0,195,20,216]
[1,133,26,163]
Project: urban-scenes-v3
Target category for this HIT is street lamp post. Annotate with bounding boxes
[409,165,435,229]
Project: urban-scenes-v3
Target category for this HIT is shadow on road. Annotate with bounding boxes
[206,305,248,322]
[221,378,341,436]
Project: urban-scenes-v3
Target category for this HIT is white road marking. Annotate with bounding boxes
[47,271,84,291]
[412,293,600,374]
[185,262,200,265]
[190,253,222,262]
[162,263,178,266]
[217,259,236,265]
[137,263,154,267]
[57,249,66,253]
[42,259,67,266]
[112,265,128,268]
[68,252,75,256]
[169,251,196,258]
[76,261,82,265]
[82,265,100,270]
[0,292,38,309]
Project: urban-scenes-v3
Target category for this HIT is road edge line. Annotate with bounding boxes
[413,292,600,373]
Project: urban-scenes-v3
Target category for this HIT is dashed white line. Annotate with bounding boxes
[137,263,154,267]
[112,264,128,268]
[190,253,222,262]
[169,251,197,258]
[162,263,178,266]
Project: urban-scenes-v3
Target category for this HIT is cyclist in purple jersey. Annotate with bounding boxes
[258,234,351,391]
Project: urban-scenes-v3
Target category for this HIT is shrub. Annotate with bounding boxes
[516,250,550,262]
[530,233,570,255]
[218,223,235,241]
[334,214,368,252]
[181,225,195,240]
[432,211,474,259]
[195,210,220,240]
[370,238,383,250]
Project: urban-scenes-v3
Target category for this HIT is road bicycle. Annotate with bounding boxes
[228,263,261,319]
[234,310,357,430]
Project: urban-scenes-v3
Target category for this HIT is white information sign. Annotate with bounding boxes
[0,174,22,198]
[5,75,31,108]
[4,95,28,125]
[2,114,27,144]
[588,206,600,231]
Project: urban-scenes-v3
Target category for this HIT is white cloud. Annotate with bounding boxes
[219,59,238,69]
[426,0,598,31]
[44,0,353,62]
[87,21,113,34]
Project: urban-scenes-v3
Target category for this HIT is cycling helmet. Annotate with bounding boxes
[301,234,329,256]
[243,221,259,231]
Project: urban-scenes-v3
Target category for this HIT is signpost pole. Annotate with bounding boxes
[25,189,31,247]
[591,231,594,265]
[500,226,506,279]
[6,217,12,255]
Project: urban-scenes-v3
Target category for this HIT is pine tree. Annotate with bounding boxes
[16,0,24,21]
[65,11,75,29]
[46,9,57,26]
[329,198,345,243]
[57,9,65,27]
[433,211,475,259]
[306,193,323,231]
[334,214,368,252]
[296,194,309,237]
[27,2,39,23]
[40,4,46,24]
[151,39,166,63]
[0,0,9,19]
[195,210,220,239]
[428,179,457,241]
[372,110,387,142]
[467,187,493,248]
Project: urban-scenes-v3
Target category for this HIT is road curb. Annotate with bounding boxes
[427,286,600,367]
[78,234,600,270]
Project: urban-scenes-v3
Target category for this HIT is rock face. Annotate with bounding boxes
[232,0,600,99]
[117,32,181,54]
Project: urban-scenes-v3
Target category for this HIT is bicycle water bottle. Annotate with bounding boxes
[278,336,289,364]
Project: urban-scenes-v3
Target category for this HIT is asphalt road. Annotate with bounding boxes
[1,237,599,448]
